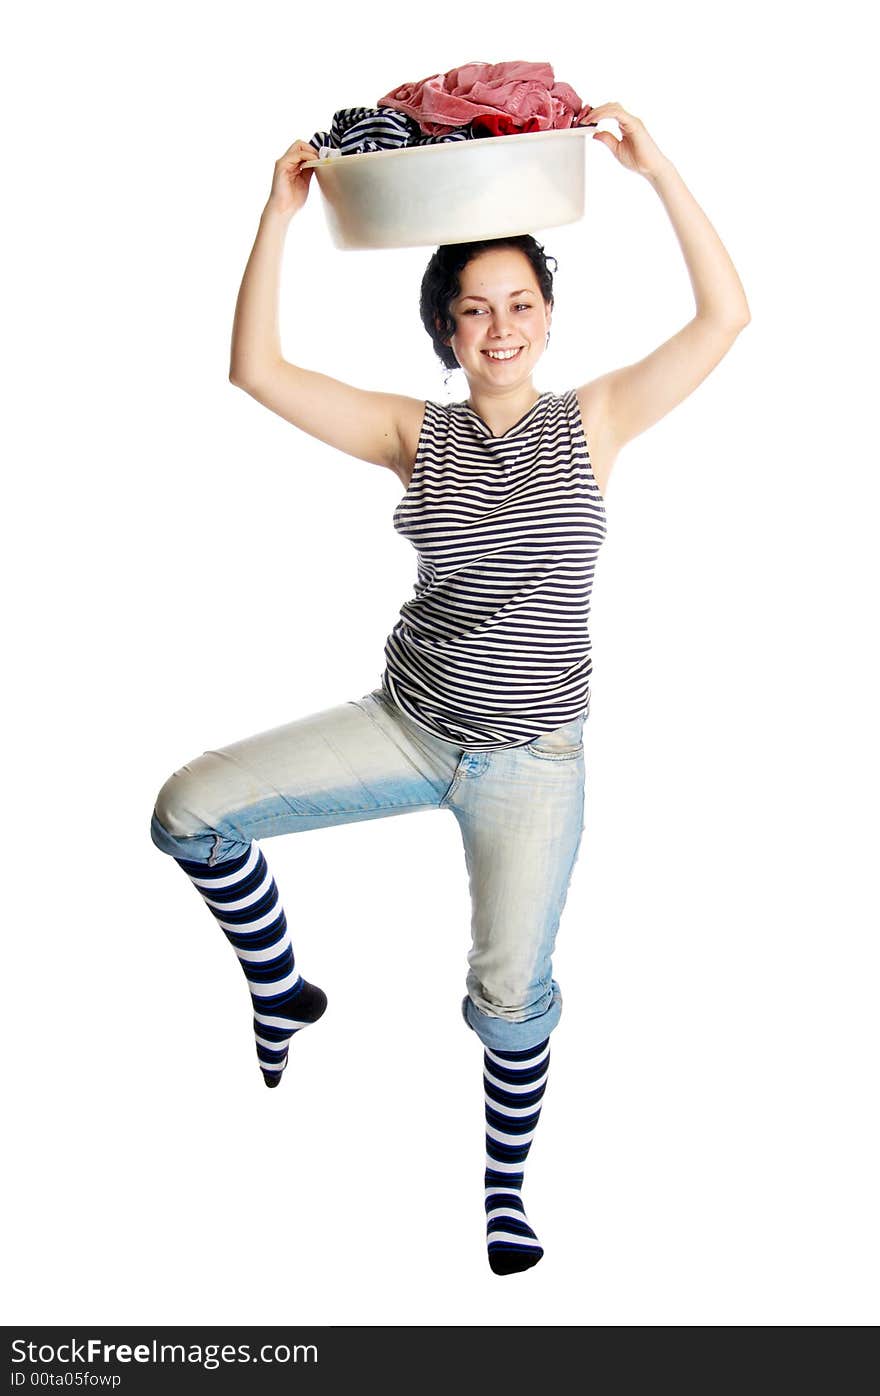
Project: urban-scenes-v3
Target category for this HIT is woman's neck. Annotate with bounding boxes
[464,381,542,438]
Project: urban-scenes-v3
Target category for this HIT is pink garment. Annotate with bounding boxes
[377,60,583,138]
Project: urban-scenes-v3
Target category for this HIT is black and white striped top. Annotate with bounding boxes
[381,388,608,750]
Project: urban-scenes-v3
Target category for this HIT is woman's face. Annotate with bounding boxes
[444,248,552,391]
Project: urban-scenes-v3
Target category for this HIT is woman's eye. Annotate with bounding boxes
[462,305,532,315]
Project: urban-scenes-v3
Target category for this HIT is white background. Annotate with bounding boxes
[4,0,877,1327]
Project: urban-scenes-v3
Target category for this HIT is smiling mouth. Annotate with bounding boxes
[482,347,524,361]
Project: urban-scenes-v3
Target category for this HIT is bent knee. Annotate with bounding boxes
[152,767,208,841]
[150,753,252,865]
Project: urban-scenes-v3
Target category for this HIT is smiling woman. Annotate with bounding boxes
[152,106,750,1279]
[420,234,556,385]
[381,242,607,748]
[433,244,552,432]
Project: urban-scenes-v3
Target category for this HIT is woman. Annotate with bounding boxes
[150,102,750,1274]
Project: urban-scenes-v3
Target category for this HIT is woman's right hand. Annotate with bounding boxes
[266,139,317,218]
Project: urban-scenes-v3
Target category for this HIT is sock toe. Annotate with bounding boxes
[488,1246,544,1275]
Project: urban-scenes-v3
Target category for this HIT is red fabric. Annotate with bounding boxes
[470,113,543,137]
[377,60,584,138]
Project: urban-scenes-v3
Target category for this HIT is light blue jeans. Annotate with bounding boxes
[150,684,589,1051]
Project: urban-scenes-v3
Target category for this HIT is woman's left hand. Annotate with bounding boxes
[576,102,669,179]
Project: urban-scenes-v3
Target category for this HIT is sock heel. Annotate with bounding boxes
[253,978,328,1087]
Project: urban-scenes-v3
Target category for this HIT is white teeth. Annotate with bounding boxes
[484,347,522,360]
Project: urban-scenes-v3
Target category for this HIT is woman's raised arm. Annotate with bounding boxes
[229,140,421,478]
[575,104,751,465]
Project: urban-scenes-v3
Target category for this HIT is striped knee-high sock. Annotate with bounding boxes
[483,1038,550,1274]
[174,843,327,1087]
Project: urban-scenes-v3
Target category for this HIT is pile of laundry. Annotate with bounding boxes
[308,61,590,159]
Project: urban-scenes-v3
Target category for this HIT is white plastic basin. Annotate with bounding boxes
[303,127,588,251]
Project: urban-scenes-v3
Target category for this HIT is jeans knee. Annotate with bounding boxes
[150,766,249,866]
[152,769,201,842]
[150,767,221,862]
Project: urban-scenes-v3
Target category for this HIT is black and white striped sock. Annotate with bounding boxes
[174,844,327,1087]
[483,1038,550,1274]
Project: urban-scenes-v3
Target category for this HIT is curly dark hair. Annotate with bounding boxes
[420,235,558,372]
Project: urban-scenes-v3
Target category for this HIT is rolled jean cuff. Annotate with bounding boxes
[460,980,562,1052]
[149,810,248,866]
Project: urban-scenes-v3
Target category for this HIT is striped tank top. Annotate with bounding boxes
[380,387,608,750]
